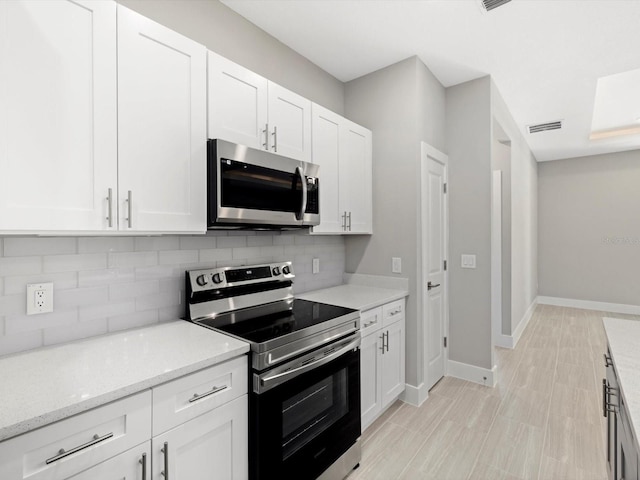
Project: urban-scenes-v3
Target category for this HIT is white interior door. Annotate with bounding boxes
[422,143,448,391]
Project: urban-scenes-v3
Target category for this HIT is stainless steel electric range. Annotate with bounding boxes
[185,261,362,480]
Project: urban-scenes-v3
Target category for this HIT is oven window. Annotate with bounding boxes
[281,369,348,460]
[220,158,302,212]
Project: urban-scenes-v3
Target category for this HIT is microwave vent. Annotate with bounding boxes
[528,120,563,134]
[481,0,512,12]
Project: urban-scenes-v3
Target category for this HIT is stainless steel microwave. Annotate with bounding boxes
[207,139,320,228]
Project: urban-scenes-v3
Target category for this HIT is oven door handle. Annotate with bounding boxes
[258,336,360,392]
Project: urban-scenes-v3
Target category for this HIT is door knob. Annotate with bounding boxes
[427,281,441,291]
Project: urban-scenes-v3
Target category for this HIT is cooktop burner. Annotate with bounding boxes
[199,299,356,344]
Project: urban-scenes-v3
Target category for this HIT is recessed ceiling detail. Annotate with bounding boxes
[528,121,562,134]
[481,0,512,12]
[591,67,640,140]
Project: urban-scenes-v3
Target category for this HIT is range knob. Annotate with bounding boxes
[272,266,281,276]
[212,272,224,284]
[282,265,291,275]
[196,275,208,286]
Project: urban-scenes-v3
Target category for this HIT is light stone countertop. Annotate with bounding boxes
[298,284,408,311]
[603,317,640,451]
[0,321,249,442]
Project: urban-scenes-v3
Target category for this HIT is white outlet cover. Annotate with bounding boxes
[26,283,54,315]
[392,257,402,273]
[461,254,477,269]
[312,258,320,274]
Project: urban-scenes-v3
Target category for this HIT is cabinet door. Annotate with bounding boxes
[152,395,248,480]
[311,104,343,233]
[340,121,373,234]
[381,319,405,407]
[208,51,268,150]
[117,5,206,233]
[68,442,150,480]
[616,410,638,480]
[267,82,312,162]
[0,0,117,232]
[360,331,383,432]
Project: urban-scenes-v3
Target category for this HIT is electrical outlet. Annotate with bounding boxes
[312,258,320,274]
[26,283,54,315]
[392,257,402,274]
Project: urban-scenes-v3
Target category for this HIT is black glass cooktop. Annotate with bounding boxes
[204,299,357,344]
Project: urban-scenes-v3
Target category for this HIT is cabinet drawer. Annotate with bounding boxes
[152,355,248,435]
[360,307,382,337]
[0,390,151,480]
[382,299,405,327]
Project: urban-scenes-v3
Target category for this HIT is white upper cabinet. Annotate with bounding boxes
[208,53,312,162]
[0,0,117,232]
[311,104,373,234]
[117,6,207,233]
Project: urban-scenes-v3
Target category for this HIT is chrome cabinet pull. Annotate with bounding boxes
[604,353,613,367]
[188,385,227,403]
[342,212,347,231]
[262,123,269,150]
[385,331,389,352]
[139,453,147,480]
[106,188,113,227]
[45,432,114,464]
[380,334,385,354]
[347,211,352,231]
[126,190,132,228]
[161,442,169,479]
[388,309,401,317]
[272,125,278,152]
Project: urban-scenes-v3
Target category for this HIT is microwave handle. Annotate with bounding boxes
[295,166,307,221]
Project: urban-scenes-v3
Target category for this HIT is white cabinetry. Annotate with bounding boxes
[0,357,248,480]
[117,6,206,233]
[311,104,372,234]
[208,51,312,162]
[0,0,117,232]
[360,299,405,431]
[0,1,207,234]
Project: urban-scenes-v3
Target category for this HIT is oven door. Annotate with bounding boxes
[250,335,361,480]
[208,139,319,227]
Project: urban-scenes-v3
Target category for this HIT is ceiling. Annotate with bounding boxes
[221,0,640,162]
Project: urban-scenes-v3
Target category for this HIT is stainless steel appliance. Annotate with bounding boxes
[208,139,320,228]
[185,262,361,480]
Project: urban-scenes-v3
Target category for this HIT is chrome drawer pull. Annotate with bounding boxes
[388,309,401,317]
[140,453,147,480]
[161,442,169,478]
[188,385,228,403]
[45,432,114,464]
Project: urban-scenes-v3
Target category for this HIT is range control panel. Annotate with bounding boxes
[187,262,294,292]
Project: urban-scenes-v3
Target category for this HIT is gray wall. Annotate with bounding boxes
[117,0,344,114]
[343,56,446,390]
[446,77,493,370]
[538,150,640,305]
[491,82,538,337]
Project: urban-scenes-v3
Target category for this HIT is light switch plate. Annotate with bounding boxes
[392,257,402,273]
[461,254,477,269]
[27,282,54,315]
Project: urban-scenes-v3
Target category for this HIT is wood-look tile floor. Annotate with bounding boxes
[347,305,638,480]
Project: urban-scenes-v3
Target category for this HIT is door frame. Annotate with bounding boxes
[419,142,450,394]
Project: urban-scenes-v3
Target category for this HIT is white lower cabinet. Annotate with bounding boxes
[360,299,405,432]
[0,357,248,480]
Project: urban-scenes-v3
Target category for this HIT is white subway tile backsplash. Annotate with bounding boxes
[44,318,108,346]
[4,272,78,295]
[44,253,107,273]
[78,268,135,287]
[0,330,43,357]
[4,237,76,257]
[109,280,159,301]
[0,233,345,357]
[108,310,158,333]
[0,256,42,276]
[134,237,179,252]
[199,248,232,263]
[79,301,136,322]
[108,251,157,268]
[78,237,134,254]
[55,286,109,309]
[159,250,198,265]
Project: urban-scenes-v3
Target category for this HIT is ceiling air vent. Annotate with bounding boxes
[528,120,563,134]
[481,0,512,12]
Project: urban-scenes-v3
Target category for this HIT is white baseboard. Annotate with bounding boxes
[537,296,640,315]
[447,360,498,387]
[494,298,538,349]
[400,382,429,407]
